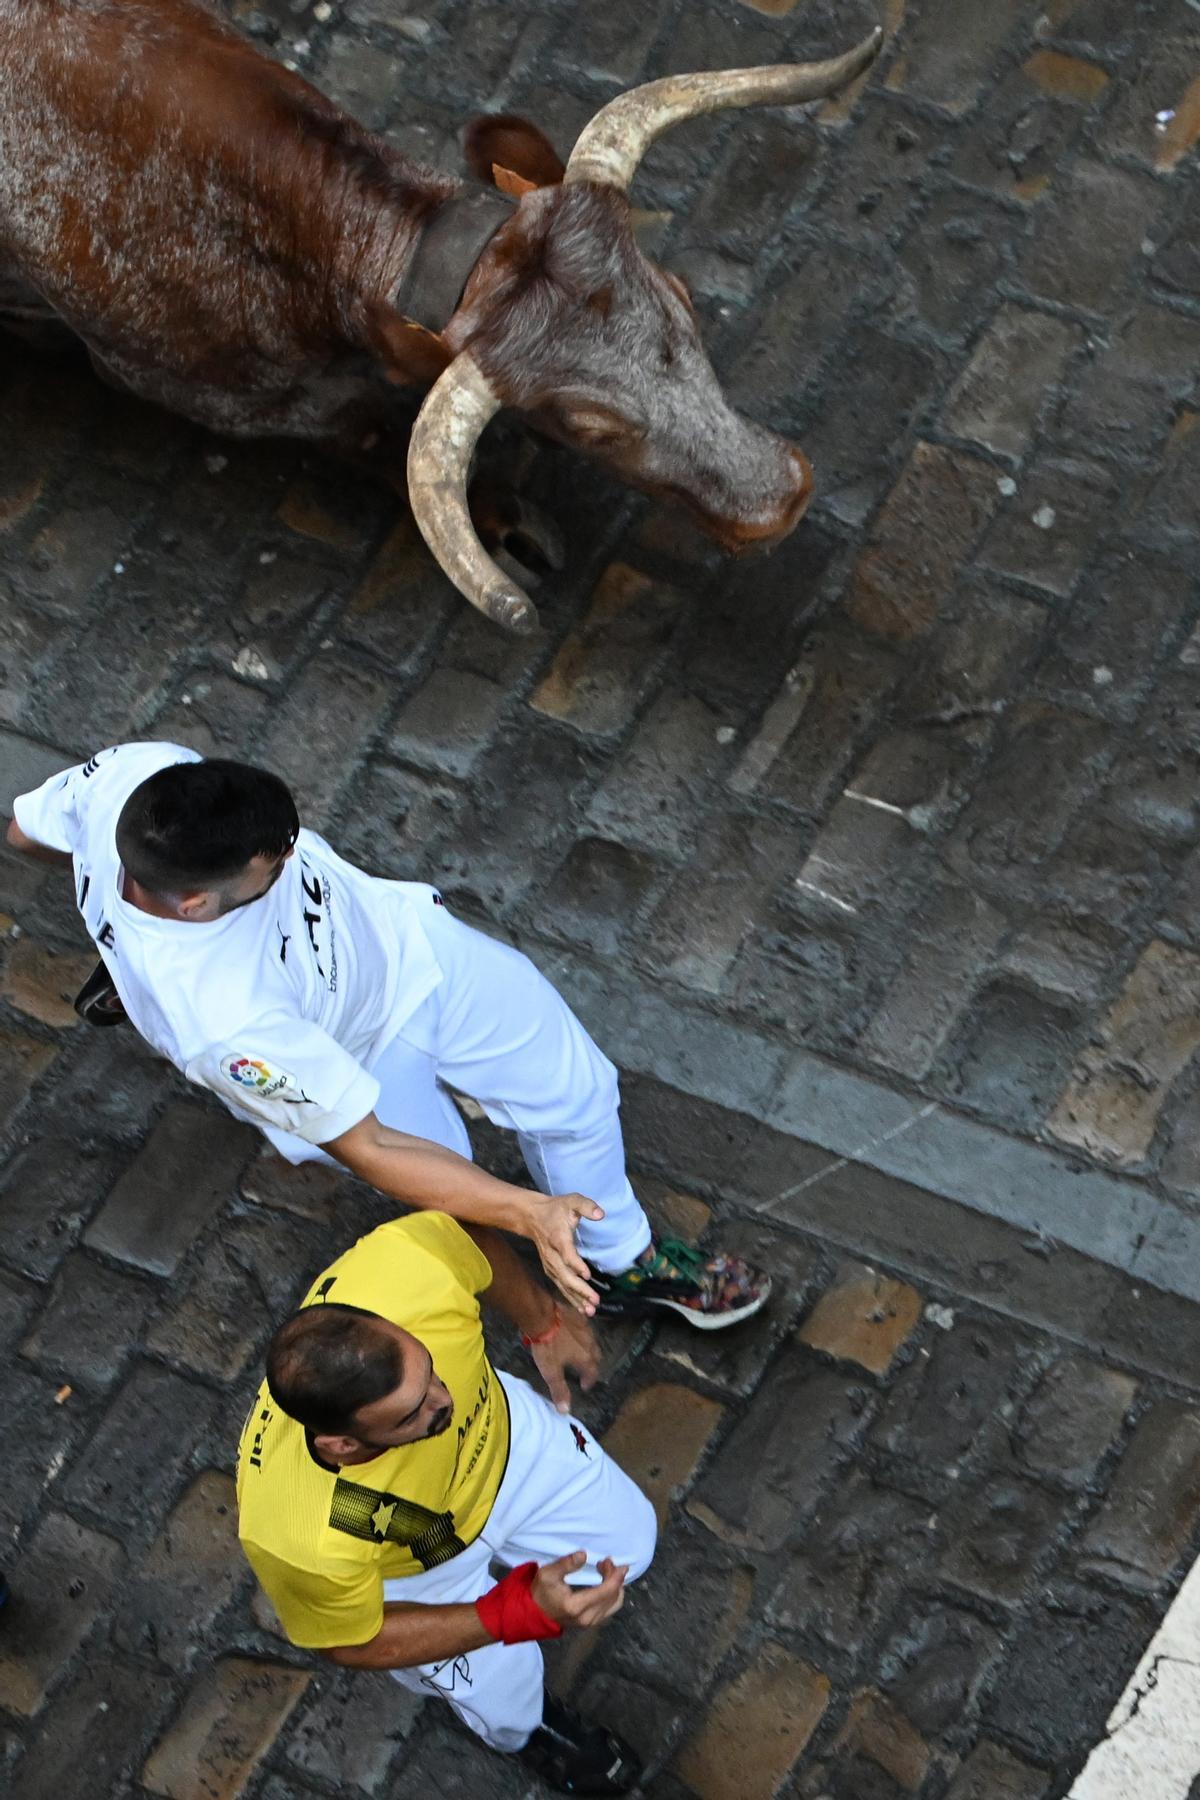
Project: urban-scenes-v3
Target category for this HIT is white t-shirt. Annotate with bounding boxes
[12,741,444,1146]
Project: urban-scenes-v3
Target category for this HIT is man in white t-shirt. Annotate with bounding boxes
[8,741,769,1340]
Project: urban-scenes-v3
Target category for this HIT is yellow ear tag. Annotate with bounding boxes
[492,163,537,198]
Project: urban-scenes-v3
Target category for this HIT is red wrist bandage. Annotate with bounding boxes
[475,1562,562,1644]
[521,1306,562,1349]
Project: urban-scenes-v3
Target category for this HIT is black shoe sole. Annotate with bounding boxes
[592,1280,771,1332]
[73,962,127,1028]
[519,1702,642,1795]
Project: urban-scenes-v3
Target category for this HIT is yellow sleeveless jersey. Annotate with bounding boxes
[236,1211,510,1649]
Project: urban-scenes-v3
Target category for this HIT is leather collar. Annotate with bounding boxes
[395,185,515,332]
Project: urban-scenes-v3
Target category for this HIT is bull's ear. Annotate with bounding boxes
[465,114,566,189]
[367,305,455,386]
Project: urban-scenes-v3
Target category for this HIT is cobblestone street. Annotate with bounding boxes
[3,0,1200,1794]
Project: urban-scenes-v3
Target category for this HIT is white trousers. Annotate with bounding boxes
[262,902,653,1272]
[382,1371,657,1752]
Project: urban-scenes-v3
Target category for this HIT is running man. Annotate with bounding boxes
[7,741,769,1324]
[238,1209,655,1793]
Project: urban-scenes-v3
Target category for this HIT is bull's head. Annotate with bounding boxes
[406,28,884,633]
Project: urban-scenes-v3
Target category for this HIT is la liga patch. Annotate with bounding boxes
[221,1054,296,1099]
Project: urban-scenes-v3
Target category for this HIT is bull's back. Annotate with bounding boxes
[0,0,427,390]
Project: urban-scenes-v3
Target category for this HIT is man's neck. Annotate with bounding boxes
[120,871,181,920]
[305,1431,383,1471]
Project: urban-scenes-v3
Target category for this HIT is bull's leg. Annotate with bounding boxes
[85,348,138,396]
[349,413,566,586]
[467,468,566,583]
[0,267,77,353]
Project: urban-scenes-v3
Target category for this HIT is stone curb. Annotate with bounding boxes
[541,944,1200,1309]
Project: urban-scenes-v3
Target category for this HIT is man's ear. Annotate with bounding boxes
[367,305,455,386]
[464,114,566,190]
[175,891,213,920]
[312,1432,359,1462]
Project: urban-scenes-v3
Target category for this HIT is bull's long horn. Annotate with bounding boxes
[406,354,538,635]
[563,26,884,190]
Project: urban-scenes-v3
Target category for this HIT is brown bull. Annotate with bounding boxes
[0,0,882,633]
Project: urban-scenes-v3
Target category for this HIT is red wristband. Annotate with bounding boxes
[475,1562,562,1644]
[521,1306,562,1349]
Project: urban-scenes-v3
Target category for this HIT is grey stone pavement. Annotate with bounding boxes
[3,0,1200,1794]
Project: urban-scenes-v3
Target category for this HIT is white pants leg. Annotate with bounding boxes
[259,902,652,1272]
[383,1371,657,1753]
[392,906,651,1272]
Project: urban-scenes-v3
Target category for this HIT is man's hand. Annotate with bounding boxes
[4,817,72,867]
[531,1552,628,1631]
[529,1310,601,1414]
[524,1192,604,1315]
[327,1120,605,1314]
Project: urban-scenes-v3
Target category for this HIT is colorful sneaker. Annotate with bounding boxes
[591,1236,771,1331]
[518,1695,641,1794]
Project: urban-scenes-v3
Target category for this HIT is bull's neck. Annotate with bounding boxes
[392,183,515,332]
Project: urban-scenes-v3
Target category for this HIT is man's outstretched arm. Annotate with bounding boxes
[323,1114,602,1314]
[5,816,72,868]
[462,1222,601,1412]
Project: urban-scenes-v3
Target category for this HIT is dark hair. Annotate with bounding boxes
[266,1304,405,1436]
[115,759,298,895]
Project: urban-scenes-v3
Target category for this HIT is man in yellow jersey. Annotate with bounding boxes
[238,1209,656,1794]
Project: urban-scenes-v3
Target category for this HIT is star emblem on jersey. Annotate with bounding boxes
[221,1054,295,1099]
[329,1477,466,1569]
[371,1498,397,1539]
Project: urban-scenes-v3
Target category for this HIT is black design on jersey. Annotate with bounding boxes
[97,920,115,949]
[422,1656,473,1694]
[277,926,290,964]
[329,1478,467,1569]
[298,856,339,993]
[452,1368,493,1477]
[247,1405,272,1471]
[314,1276,337,1303]
[78,873,90,907]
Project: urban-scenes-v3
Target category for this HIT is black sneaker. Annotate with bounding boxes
[590,1236,771,1331]
[518,1695,641,1795]
[73,961,127,1028]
